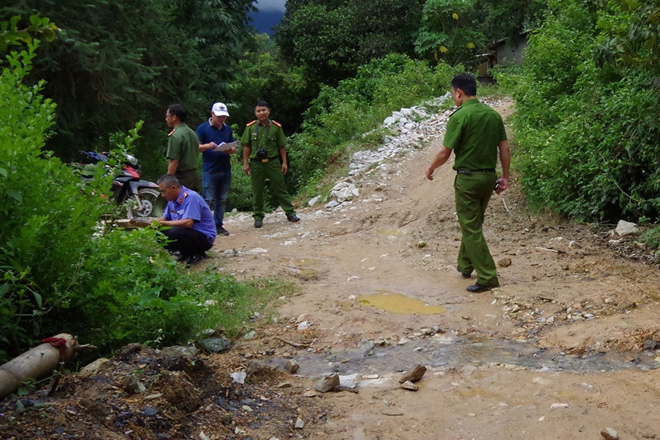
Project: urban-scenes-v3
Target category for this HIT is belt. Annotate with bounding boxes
[250,156,280,163]
[456,169,495,175]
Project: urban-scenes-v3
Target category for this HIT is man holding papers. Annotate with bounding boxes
[196,102,237,236]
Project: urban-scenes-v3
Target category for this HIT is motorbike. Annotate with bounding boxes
[75,151,165,219]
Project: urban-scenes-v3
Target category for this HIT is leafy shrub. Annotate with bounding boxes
[0,33,287,363]
[640,227,660,250]
[0,41,108,359]
[508,0,660,222]
[61,226,282,352]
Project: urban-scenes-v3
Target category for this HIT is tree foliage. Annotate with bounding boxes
[0,0,254,168]
[415,0,484,65]
[0,24,283,362]
[0,14,58,51]
[415,0,547,65]
[508,0,660,221]
[276,0,425,86]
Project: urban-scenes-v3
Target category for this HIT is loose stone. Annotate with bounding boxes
[600,427,619,440]
[401,381,419,391]
[284,360,300,374]
[399,364,427,383]
[315,373,340,392]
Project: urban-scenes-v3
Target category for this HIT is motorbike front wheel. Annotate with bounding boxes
[128,188,166,218]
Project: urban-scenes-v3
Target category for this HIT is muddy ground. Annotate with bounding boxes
[2,101,660,440]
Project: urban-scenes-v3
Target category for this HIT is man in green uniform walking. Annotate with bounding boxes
[165,104,200,192]
[240,100,299,228]
[425,74,510,293]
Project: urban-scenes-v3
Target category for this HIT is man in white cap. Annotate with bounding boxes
[196,102,237,236]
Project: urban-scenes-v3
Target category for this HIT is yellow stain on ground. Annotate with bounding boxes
[357,290,445,315]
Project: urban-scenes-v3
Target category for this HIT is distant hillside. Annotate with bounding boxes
[249,9,284,36]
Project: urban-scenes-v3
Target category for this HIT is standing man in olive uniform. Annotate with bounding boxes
[165,104,200,192]
[240,100,299,228]
[425,73,510,293]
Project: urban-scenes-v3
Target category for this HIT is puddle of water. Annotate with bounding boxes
[357,290,445,315]
[263,336,660,379]
[279,257,327,280]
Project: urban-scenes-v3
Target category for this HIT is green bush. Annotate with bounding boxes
[62,226,283,352]
[508,0,660,222]
[0,41,107,358]
[0,35,287,363]
[640,227,660,250]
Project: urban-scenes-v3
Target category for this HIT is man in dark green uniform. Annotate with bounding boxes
[425,74,510,293]
[165,104,200,192]
[240,100,299,228]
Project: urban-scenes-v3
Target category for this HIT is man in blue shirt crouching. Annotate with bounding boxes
[156,174,216,266]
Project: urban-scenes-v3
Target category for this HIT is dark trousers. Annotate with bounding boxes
[161,226,212,257]
[202,171,231,227]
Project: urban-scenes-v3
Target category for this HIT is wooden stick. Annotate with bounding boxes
[535,247,561,253]
[273,336,310,349]
[501,197,513,217]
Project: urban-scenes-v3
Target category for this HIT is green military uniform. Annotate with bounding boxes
[444,98,507,287]
[166,123,200,191]
[240,120,296,220]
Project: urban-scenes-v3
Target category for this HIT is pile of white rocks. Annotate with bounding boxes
[309,93,452,211]
[347,93,452,178]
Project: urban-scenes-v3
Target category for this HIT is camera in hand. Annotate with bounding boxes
[256,148,268,160]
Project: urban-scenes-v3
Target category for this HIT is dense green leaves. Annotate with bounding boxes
[509,0,660,221]
[415,0,484,65]
[0,0,254,169]
[276,0,425,86]
[0,14,57,51]
[0,31,284,361]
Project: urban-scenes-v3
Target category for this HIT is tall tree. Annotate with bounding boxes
[276,0,425,86]
[414,0,484,65]
[0,0,202,159]
[414,0,547,65]
[172,0,256,100]
[0,0,255,162]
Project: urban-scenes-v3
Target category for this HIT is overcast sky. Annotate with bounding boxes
[254,0,286,12]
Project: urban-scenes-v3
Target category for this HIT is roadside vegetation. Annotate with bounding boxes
[502,0,660,224]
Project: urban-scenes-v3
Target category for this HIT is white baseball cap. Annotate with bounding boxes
[211,102,229,117]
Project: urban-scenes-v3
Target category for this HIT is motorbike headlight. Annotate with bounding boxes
[125,154,138,166]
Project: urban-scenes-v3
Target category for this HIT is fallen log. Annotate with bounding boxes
[0,333,94,400]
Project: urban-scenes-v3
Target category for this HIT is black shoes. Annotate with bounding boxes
[217,226,230,236]
[457,266,472,279]
[254,219,263,228]
[186,254,204,267]
[466,283,496,293]
[175,253,205,267]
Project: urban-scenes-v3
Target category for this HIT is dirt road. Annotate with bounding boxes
[3,100,660,440]
[215,100,660,439]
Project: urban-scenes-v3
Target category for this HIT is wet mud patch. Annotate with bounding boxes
[358,290,446,315]
[279,257,329,281]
